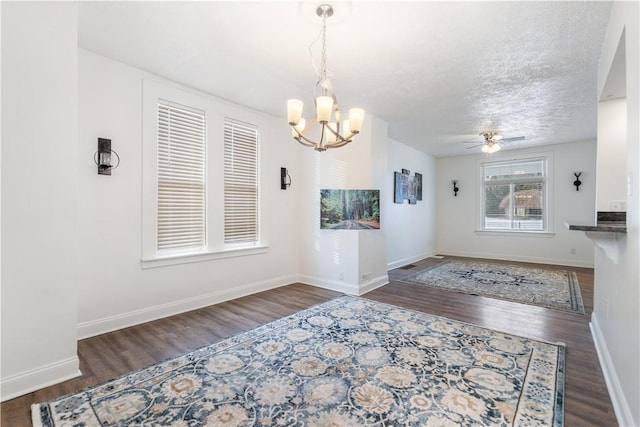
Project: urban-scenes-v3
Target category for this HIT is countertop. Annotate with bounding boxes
[565,221,627,233]
[565,211,627,233]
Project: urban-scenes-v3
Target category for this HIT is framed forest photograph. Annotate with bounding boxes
[320,189,380,230]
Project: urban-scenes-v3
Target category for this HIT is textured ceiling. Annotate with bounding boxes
[78,1,612,157]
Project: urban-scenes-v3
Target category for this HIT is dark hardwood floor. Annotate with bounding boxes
[1,256,617,426]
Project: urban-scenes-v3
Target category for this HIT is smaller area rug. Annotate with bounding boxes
[33,296,565,426]
[400,260,584,314]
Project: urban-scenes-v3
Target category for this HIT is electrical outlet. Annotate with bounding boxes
[339,272,344,281]
[570,248,576,255]
[610,200,626,211]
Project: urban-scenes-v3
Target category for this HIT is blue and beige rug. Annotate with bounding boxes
[33,296,565,426]
[400,260,584,314]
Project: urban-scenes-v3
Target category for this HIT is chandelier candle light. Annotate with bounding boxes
[287,4,365,151]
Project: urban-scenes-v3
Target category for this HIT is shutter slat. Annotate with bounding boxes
[157,102,206,251]
[224,118,259,243]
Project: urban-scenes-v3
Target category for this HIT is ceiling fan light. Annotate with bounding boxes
[481,144,490,153]
[488,143,501,153]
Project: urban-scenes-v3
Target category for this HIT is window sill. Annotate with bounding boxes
[142,245,268,269]
[474,230,555,238]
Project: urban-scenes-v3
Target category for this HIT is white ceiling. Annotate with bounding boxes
[78,1,613,157]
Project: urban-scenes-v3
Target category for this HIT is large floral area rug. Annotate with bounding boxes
[33,296,565,426]
[399,260,584,314]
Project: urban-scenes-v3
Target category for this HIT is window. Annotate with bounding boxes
[142,79,266,267]
[482,158,547,231]
[157,101,206,252]
[224,118,259,244]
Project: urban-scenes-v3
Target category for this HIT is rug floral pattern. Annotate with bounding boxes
[400,260,584,314]
[34,296,565,426]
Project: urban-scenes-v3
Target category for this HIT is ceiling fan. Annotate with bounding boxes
[466,130,525,153]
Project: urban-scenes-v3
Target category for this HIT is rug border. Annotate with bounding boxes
[31,403,44,427]
[355,295,567,349]
[554,345,567,427]
[30,296,348,426]
[397,260,586,315]
[32,294,567,426]
[567,271,585,314]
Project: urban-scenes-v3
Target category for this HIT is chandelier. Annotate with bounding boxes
[287,4,365,152]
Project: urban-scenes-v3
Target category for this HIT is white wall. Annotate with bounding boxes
[0,42,437,400]
[1,2,80,400]
[76,50,301,338]
[436,140,597,267]
[591,2,640,425]
[297,116,390,295]
[385,139,437,269]
[597,98,628,211]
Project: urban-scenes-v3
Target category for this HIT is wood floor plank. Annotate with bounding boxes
[0,256,618,426]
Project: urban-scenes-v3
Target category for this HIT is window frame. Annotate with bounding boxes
[477,152,554,236]
[142,79,267,269]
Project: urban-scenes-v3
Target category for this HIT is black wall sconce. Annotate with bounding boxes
[281,167,291,190]
[573,172,582,191]
[452,180,459,197]
[94,138,120,175]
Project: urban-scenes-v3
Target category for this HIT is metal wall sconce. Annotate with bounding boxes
[281,167,291,190]
[573,172,582,191]
[453,180,459,197]
[94,138,120,175]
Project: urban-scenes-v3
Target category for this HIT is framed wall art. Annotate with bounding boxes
[320,189,380,229]
[394,169,422,204]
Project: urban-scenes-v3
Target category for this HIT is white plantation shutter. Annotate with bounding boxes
[224,118,259,244]
[157,101,206,251]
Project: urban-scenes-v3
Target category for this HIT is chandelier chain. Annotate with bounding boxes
[321,13,328,82]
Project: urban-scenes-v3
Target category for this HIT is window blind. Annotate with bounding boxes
[484,160,544,181]
[157,101,206,251]
[224,118,259,244]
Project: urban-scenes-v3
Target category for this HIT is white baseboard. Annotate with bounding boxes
[1,356,81,402]
[359,274,389,295]
[387,252,435,270]
[77,274,298,340]
[299,273,389,296]
[298,274,360,295]
[590,313,636,427]
[436,249,594,268]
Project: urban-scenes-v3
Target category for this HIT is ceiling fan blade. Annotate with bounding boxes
[466,144,482,149]
[502,136,525,142]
